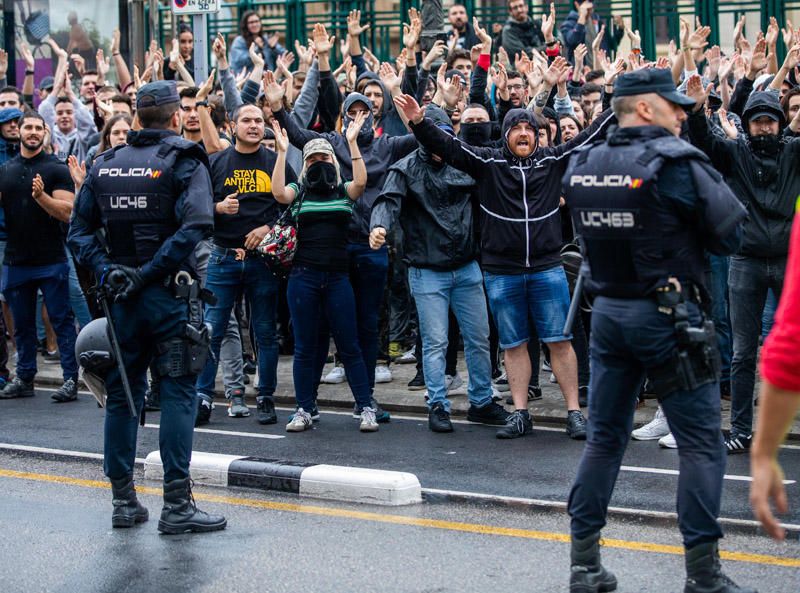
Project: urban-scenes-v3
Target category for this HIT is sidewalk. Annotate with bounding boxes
[30,351,800,439]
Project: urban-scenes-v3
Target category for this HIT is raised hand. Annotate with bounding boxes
[490,62,508,92]
[348,10,369,36]
[626,27,641,48]
[685,74,711,110]
[48,38,68,61]
[271,120,289,152]
[422,40,446,70]
[541,2,556,41]
[473,16,493,47]
[604,57,625,84]
[345,109,368,144]
[197,68,216,101]
[213,33,228,69]
[267,32,281,49]
[394,94,424,124]
[71,53,86,76]
[249,42,265,68]
[96,49,111,79]
[706,45,720,80]
[783,19,796,48]
[111,28,121,55]
[749,37,768,76]
[766,16,780,48]
[0,50,7,80]
[543,56,569,87]
[403,9,422,49]
[592,24,605,53]
[67,155,86,189]
[19,42,35,71]
[717,108,738,139]
[379,61,401,92]
[311,23,335,55]
[263,70,285,109]
[783,43,800,71]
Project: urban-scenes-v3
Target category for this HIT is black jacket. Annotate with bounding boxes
[371,149,478,270]
[500,17,545,56]
[408,108,615,274]
[688,104,800,258]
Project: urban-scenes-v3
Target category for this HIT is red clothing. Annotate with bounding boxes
[760,197,800,391]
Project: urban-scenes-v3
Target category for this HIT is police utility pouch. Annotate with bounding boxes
[648,294,721,398]
[155,323,211,378]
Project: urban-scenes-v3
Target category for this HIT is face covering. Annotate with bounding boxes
[459,122,493,146]
[305,161,338,193]
[749,133,781,156]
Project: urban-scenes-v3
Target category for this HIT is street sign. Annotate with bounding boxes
[172,0,219,15]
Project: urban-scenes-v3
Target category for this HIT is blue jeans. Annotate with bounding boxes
[729,255,786,435]
[762,289,778,337]
[483,265,572,348]
[104,284,197,482]
[288,266,371,410]
[409,262,493,412]
[1,263,78,382]
[196,249,279,400]
[708,255,732,383]
[347,243,389,392]
[568,297,725,548]
[66,246,92,328]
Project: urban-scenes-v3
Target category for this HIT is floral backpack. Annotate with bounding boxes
[257,189,305,276]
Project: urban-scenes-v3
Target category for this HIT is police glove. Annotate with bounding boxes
[106,265,145,302]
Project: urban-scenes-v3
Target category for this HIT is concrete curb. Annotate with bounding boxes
[144,450,422,506]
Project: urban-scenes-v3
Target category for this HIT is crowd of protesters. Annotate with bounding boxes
[0,1,797,447]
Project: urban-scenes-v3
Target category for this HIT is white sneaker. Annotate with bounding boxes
[493,372,510,392]
[396,348,417,364]
[542,360,552,372]
[549,372,558,384]
[323,366,345,384]
[359,407,379,432]
[374,364,393,383]
[631,406,670,440]
[658,432,677,449]
[445,372,467,396]
[286,408,312,432]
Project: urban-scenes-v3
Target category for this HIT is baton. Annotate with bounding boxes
[563,271,585,336]
[100,272,137,419]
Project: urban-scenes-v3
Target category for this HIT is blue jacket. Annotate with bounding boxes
[559,10,623,63]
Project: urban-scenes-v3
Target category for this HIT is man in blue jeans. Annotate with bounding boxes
[195,104,296,425]
[395,53,609,439]
[0,111,78,402]
[370,105,510,433]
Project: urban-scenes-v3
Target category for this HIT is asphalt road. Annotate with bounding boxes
[0,453,796,593]
[2,388,799,526]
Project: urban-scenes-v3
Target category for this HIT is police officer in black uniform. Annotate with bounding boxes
[562,69,754,593]
[68,81,226,534]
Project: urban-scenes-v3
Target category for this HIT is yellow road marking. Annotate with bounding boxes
[1,467,798,568]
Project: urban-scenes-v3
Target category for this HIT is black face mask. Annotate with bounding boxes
[749,133,782,156]
[459,122,493,146]
[305,160,338,192]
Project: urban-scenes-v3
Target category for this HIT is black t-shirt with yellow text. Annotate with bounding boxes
[209,145,296,248]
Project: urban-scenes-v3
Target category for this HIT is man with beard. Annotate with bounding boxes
[370,105,510,433]
[0,107,21,165]
[395,54,610,441]
[0,111,79,402]
[687,75,800,455]
[179,87,203,144]
[500,0,546,57]
[448,4,480,50]
[195,103,297,426]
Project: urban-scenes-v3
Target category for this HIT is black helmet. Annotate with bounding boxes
[75,318,115,407]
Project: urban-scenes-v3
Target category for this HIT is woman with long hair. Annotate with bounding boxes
[270,112,381,433]
[229,10,285,74]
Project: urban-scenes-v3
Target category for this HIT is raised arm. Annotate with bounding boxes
[265,70,329,148]
[345,110,368,199]
[270,120,296,205]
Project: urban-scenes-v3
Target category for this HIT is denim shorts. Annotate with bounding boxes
[483,266,572,349]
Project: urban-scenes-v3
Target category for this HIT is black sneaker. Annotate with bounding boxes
[243,358,257,375]
[0,377,35,399]
[195,396,213,426]
[720,381,731,401]
[428,402,454,433]
[256,396,278,425]
[496,410,533,439]
[43,350,61,364]
[51,378,78,403]
[505,386,542,405]
[407,369,426,391]
[578,385,588,407]
[353,398,390,423]
[724,431,752,454]
[467,401,511,426]
[566,410,588,440]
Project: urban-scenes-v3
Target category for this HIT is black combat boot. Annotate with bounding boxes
[684,542,757,593]
[570,532,617,593]
[158,478,227,534]
[110,475,149,528]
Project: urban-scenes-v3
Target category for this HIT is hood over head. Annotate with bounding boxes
[342,92,376,146]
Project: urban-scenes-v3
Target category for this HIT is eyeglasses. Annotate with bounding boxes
[507,84,525,91]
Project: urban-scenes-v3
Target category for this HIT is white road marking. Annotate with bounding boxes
[620,465,795,485]
[0,442,147,465]
[143,424,285,440]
